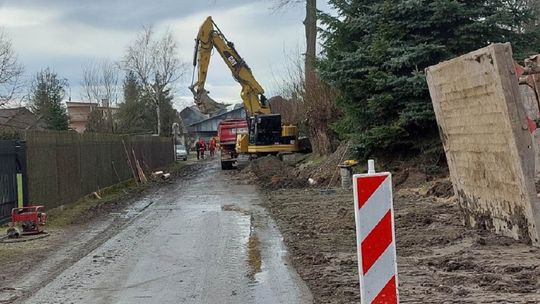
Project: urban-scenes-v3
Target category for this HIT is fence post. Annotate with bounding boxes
[353,160,399,304]
[15,140,28,208]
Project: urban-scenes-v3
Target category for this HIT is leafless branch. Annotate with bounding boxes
[121,26,188,135]
[272,0,304,10]
[81,60,119,106]
[0,28,24,107]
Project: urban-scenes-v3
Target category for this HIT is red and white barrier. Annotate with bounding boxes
[353,160,398,303]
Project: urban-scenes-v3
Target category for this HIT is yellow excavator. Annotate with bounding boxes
[189,16,298,155]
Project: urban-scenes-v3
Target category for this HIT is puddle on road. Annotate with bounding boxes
[218,200,310,303]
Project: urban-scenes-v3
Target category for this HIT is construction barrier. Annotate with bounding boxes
[353,161,398,304]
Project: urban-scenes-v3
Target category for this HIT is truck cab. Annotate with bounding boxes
[218,119,248,169]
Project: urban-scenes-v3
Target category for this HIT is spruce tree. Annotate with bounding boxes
[116,72,157,134]
[156,87,179,136]
[319,0,540,159]
[29,68,69,130]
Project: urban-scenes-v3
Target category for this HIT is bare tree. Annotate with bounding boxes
[273,0,316,87]
[81,60,119,106]
[80,60,119,133]
[274,50,339,155]
[0,29,24,107]
[274,0,338,155]
[121,26,188,135]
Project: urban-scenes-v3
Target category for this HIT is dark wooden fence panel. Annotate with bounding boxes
[0,140,28,222]
[24,131,173,209]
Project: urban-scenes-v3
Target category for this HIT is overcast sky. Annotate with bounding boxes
[0,0,333,110]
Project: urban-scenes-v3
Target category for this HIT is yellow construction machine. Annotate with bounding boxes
[189,16,298,156]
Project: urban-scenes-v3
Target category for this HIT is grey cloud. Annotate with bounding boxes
[1,0,265,30]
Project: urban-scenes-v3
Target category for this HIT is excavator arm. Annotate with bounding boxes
[189,16,271,115]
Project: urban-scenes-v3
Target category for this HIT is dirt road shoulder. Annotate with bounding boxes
[260,187,540,304]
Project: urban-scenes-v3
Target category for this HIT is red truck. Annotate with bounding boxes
[217,119,248,170]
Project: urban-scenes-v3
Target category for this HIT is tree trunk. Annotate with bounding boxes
[156,101,161,135]
[304,0,317,88]
[304,0,336,156]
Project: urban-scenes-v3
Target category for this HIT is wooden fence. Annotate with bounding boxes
[22,131,173,209]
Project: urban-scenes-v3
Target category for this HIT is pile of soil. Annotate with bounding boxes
[393,167,430,189]
[241,142,353,190]
[426,179,454,198]
[241,155,306,189]
[261,188,540,303]
[297,142,351,187]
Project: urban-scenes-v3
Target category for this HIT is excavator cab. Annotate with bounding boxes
[249,114,282,146]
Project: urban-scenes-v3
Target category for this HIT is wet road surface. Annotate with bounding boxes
[21,160,312,304]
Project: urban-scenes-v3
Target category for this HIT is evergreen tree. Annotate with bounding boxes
[139,82,179,135]
[116,71,154,134]
[86,108,114,133]
[29,68,69,130]
[156,87,180,136]
[116,72,179,135]
[319,0,540,159]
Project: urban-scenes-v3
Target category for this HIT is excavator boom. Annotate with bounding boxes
[190,16,299,161]
[190,16,271,115]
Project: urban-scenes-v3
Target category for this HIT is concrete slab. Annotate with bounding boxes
[426,43,540,245]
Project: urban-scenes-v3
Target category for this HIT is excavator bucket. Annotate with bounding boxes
[191,88,228,115]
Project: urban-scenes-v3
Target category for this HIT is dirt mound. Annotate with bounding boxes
[263,188,540,303]
[297,142,350,187]
[243,142,352,190]
[242,155,306,189]
[427,179,454,198]
[393,167,429,189]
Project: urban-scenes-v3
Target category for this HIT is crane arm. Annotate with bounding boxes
[190,16,271,115]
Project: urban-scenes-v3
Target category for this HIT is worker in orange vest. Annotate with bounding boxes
[209,137,216,158]
[198,138,206,160]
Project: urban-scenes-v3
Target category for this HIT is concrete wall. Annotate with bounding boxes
[426,43,540,245]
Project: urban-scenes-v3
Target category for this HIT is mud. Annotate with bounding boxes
[242,154,540,302]
[1,159,312,304]
[258,186,540,303]
[242,156,306,190]
[0,162,204,303]
[241,142,353,190]
[4,152,540,303]
[426,179,454,198]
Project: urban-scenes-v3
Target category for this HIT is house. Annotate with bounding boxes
[66,101,117,133]
[179,105,208,126]
[0,107,46,132]
[188,104,246,141]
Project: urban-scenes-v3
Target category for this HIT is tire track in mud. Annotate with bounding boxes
[1,162,204,304]
[8,160,312,304]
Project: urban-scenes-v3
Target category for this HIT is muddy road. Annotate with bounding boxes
[6,160,312,304]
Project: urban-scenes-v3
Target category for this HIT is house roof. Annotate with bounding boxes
[66,101,118,110]
[189,105,245,127]
[0,107,45,130]
[0,108,22,125]
[66,101,98,107]
[179,106,209,126]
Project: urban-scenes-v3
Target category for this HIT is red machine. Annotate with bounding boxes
[218,119,248,170]
[11,206,47,235]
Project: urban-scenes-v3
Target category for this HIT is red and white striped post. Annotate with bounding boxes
[353,160,399,304]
